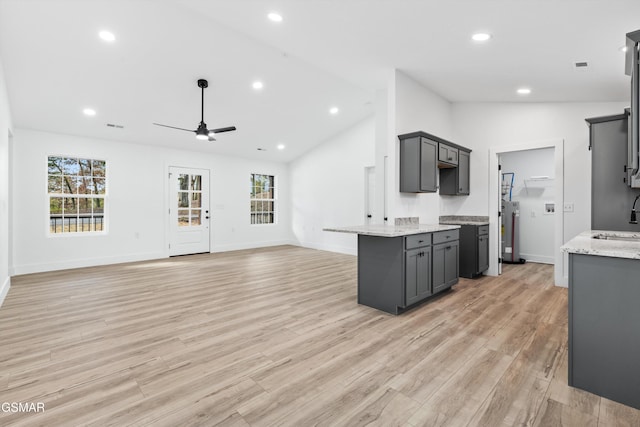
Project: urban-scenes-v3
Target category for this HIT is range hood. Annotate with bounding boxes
[626,29,640,187]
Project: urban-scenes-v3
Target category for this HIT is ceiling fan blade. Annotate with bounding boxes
[153,123,195,132]
[209,126,237,134]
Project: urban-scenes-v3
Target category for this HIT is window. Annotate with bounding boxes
[250,173,275,224]
[48,156,106,234]
[177,173,202,226]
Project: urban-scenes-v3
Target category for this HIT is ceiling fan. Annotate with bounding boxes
[153,79,236,141]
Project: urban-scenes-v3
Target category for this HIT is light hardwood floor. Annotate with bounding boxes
[1,245,639,426]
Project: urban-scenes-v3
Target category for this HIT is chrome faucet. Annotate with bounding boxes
[631,194,640,224]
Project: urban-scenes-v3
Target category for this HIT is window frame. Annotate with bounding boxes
[46,154,108,237]
[250,173,277,226]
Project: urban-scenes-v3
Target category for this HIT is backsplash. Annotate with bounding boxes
[395,217,420,226]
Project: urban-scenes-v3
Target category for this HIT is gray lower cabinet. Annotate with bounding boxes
[357,231,458,314]
[432,241,459,293]
[405,246,432,306]
[439,149,470,195]
[459,224,489,278]
[569,253,640,410]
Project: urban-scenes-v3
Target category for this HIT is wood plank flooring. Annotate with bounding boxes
[1,245,639,426]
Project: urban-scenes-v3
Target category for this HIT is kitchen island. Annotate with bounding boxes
[562,230,640,410]
[325,223,460,314]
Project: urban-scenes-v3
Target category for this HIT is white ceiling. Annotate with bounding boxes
[1,0,638,162]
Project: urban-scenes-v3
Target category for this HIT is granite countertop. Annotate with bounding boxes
[323,224,460,237]
[439,215,490,226]
[561,230,640,260]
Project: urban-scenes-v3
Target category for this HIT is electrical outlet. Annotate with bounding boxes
[563,203,574,212]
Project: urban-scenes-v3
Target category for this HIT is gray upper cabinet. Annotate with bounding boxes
[399,131,471,195]
[399,134,437,192]
[438,143,459,167]
[440,149,471,195]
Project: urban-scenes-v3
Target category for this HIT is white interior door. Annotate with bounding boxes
[169,167,210,256]
[365,166,376,224]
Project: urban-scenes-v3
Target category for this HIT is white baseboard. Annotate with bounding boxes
[12,251,166,276]
[294,240,357,256]
[0,275,10,308]
[520,253,554,265]
[211,239,298,253]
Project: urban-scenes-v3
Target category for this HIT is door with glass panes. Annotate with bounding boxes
[168,167,210,256]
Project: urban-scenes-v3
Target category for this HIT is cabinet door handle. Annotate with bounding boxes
[446,246,452,250]
[418,240,424,243]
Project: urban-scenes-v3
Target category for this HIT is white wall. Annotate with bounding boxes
[0,54,12,305]
[390,70,453,223]
[501,148,555,264]
[290,117,375,254]
[446,102,628,243]
[12,129,293,274]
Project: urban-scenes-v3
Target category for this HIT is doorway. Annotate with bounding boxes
[168,166,210,256]
[489,139,565,286]
[364,166,375,224]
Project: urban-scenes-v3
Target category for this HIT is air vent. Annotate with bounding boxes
[257,148,267,151]
[106,123,124,129]
[572,61,592,72]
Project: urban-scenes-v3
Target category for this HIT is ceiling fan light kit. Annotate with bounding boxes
[154,79,236,142]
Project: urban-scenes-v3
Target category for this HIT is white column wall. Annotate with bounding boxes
[290,117,375,254]
[0,54,12,305]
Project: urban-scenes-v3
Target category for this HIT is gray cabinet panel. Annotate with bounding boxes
[433,229,459,245]
[458,224,489,279]
[406,233,431,249]
[569,253,640,409]
[438,143,459,167]
[420,138,437,192]
[399,135,437,193]
[458,150,470,194]
[439,149,471,196]
[405,247,432,306]
[588,114,640,231]
[478,235,489,273]
[433,241,459,293]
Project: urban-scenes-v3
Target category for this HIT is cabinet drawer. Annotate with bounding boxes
[438,143,459,166]
[405,233,431,249]
[433,229,459,245]
[478,225,489,235]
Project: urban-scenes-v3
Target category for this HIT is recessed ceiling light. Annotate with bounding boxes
[620,46,629,53]
[471,33,491,42]
[329,106,339,115]
[252,81,264,90]
[83,108,96,116]
[277,144,285,150]
[98,30,115,42]
[267,12,283,22]
[516,88,531,95]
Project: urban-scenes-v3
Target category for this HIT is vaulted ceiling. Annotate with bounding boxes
[1,0,638,162]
